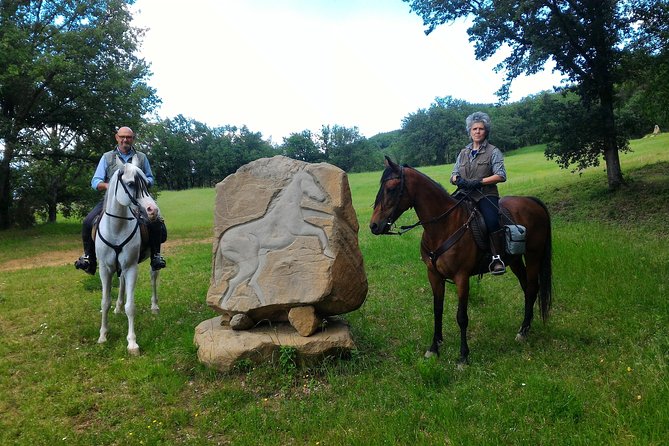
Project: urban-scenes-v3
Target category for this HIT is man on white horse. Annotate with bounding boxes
[75,126,167,275]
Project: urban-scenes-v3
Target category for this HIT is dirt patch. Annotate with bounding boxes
[0,238,212,273]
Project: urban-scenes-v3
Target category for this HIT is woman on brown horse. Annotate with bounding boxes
[451,111,507,275]
[369,156,552,365]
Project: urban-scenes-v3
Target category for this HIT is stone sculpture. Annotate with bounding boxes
[194,156,367,371]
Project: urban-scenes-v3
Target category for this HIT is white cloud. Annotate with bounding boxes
[132,0,564,141]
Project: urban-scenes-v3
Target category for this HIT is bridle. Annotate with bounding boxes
[377,165,406,234]
[98,170,142,270]
[379,165,470,235]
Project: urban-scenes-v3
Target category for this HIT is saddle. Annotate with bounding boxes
[460,197,517,252]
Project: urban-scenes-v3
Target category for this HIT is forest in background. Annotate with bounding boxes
[1,0,667,227]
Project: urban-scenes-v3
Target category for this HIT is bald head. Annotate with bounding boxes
[115,126,135,154]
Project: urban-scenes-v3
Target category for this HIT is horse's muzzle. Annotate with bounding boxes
[369,219,391,235]
[141,204,159,222]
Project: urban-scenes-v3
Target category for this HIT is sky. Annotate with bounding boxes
[131,0,565,143]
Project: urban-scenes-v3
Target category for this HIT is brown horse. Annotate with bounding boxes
[369,157,552,365]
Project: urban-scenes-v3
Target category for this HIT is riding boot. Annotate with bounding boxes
[148,221,166,271]
[74,233,97,275]
[488,229,506,275]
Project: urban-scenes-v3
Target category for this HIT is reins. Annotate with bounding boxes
[383,165,471,235]
[381,165,482,270]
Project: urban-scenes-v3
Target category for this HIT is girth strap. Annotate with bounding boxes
[424,210,476,268]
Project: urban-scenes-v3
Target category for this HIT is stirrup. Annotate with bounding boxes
[489,255,506,275]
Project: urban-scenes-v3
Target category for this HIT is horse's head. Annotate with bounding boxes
[369,156,411,235]
[296,171,327,203]
[116,163,160,222]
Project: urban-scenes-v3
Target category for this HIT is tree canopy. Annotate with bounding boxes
[0,0,158,228]
[403,0,668,190]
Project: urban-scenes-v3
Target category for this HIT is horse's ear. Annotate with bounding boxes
[384,155,400,173]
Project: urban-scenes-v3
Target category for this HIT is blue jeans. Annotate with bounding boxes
[478,196,500,233]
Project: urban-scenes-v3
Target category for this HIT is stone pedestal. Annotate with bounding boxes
[194,316,356,372]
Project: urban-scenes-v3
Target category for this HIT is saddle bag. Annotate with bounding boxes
[504,224,526,255]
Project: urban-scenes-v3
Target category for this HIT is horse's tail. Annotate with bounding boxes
[530,196,553,323]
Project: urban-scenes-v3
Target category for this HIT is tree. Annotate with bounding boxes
[404,0,667,190]
[281,130,324,163]
[400,97,475,166]
[617,3,669,136]
[18,126,98,223]
[0,0,158,228]
[317,125,356,170]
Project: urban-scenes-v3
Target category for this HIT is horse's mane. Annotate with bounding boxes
[374,163,451,208]
[104,163,151,203]
[406,165,451,197]
[122,163,151,198]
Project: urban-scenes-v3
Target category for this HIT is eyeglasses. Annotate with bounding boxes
[118,135,134,140]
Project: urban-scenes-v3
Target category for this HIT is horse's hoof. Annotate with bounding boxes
[515,333,528,342]
[97,336,107,344]
[424,350,438,359]
[128,347,140,356]
[151,307,160,315]
[114,308,123,315]
[456,361,468,371]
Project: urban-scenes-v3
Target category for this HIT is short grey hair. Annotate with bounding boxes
[465,111,491,136]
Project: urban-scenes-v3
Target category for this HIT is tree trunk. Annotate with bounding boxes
[604,146,624,191]
[46,180,59,223]
[0,140,14,230]
[599,82,625,191]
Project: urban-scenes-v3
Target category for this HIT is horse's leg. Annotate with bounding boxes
[514,257,540,342]
[114,274,125,314]
[424,270,445,359]
[123,266,140,356]
[150,269,159,314]
[98,267,113,344]
[305,223,334,258]
[248,251,268,305]
[454,274,470,365]
[290,222,333,258]
[221,239,260,304]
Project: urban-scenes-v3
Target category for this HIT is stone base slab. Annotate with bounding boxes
[194,316,356,372]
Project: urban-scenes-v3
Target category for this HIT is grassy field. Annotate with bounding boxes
[1,134,668,445]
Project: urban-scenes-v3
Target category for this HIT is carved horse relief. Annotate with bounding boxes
[215,170,334,307]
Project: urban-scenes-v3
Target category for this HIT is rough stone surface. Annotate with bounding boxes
[230,313,254,330]
[194,316,356,372]
[206,155,367,325]
[288,306,321,337]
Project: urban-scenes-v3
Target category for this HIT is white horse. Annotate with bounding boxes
[95,160,160,355]
[218,170,333,306]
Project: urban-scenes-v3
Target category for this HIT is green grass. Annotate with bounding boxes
[1,134,668,445]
